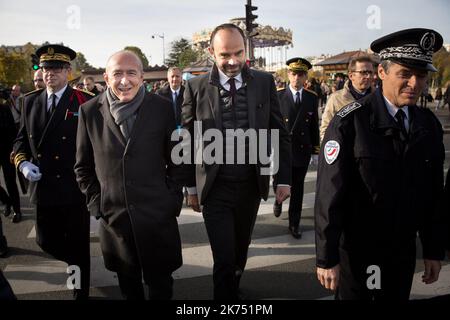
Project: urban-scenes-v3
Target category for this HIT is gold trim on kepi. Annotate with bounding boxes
[35,44,77,67]
[40,53,71,63]
[286,57,312,73]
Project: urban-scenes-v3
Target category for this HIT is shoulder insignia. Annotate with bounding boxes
[336,102,362,118]
[305,88,318,96]
[24,88,44,97]
[75,89,95,96]
[277,87,286,92]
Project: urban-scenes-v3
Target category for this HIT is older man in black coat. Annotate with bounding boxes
[75,50,183,300]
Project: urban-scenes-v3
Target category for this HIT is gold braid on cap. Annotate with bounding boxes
[40,53,71,63]
[288,61,309,73]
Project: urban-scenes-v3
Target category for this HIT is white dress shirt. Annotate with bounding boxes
[289,85,303,104]
[383,95,410,132]
[46,85,68,111]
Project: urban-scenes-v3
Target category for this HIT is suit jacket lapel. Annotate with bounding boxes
[246,78,256,129]
[31,90,48,149]
[207,84,221,129]
[125,94,149,152]
[98,94,127,147]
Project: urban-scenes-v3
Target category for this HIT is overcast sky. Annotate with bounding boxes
[0,0,448,68]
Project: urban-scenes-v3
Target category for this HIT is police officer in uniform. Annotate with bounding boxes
[315,28,446,300]
[274,58,320,239]
[13,44,94,299]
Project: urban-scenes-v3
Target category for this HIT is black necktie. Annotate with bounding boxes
[47,93,56,121]
[228,78,236,106]
[295,91,301,107]
[173,92,178,123]
[395,109,408,142]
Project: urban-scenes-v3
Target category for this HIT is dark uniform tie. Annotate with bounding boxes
[47,93,57,122]
[228,77,236,106]
[395,109,408,141]
[295,91,301,111]
[295,91,301,105]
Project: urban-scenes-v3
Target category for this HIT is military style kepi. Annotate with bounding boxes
[286,57,312,73]
[371,28,443,72]
[35,44,77,68]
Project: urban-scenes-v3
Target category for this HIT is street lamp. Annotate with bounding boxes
[151,33,165,65]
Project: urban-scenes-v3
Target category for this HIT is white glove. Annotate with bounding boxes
[310,154,319,166]
[19,161,42,182]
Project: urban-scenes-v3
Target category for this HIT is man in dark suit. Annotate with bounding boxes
[182,23,292,300]
[13,44,93,300]
[156,67,184,129]
[75,50,183,300]
[273,58,320,239]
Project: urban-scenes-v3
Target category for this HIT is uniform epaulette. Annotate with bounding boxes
[336,102,363,118]
[24,88,44,97]
[75,89,95,96]
[305,88,318,96]
[277,87,286,92]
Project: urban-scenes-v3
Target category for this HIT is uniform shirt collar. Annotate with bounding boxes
[47,84,67,101]
[383,95,409,121]
[289,85,303,102]
[46,84,67,109]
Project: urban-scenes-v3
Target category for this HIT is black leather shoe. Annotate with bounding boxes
[3,205,11,217]
[12,211,22,223]
[289,226,302,239]
[273,202,282,218]
[0,236,8,258]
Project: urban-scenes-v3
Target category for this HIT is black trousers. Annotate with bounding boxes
[288,165,309,228]
[36,204,90,298]
[0,151,20,212]
[117,272,174,300]
[202,175,261,300]
[336,247,416,300]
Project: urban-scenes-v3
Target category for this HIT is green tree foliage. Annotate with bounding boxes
[0,50,32,90]
[166,38,200,69]
[124,46,149,68]
[432,47,450,87]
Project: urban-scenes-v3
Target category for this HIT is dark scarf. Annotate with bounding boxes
[348,81,371,100]
[106,85,145,140]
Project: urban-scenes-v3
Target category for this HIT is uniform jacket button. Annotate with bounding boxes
[37,154,42,158]
[62,136,67,140]
[56,174,61,179]
[54,155,59,160]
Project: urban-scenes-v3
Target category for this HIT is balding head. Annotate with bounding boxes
[33,70,45,90]
[106,50,143,74]
[11,84,21,97]
[103,50,144,102]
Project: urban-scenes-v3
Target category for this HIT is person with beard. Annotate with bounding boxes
[320,55,375,141]
[315,28,446,300]
[181,23,291,300]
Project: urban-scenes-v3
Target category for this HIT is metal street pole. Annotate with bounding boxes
[152,33,165,65]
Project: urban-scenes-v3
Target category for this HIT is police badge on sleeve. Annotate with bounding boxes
[324,140,340,164]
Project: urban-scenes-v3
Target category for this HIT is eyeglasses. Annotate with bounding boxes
[41,66,67,73]
[352,70,374,76]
